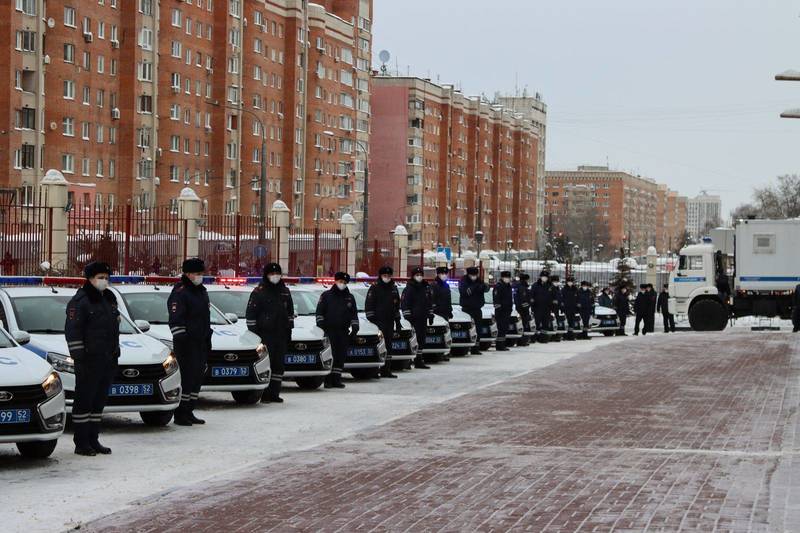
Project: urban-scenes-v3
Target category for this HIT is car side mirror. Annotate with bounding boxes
[224,313,239,324]
[134,320,151,333]
[12,330,30,345]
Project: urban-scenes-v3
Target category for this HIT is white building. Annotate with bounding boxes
[687,194,722,238]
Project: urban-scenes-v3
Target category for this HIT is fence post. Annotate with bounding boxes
[123,205,132,275]
[313,226,321,276]
[393,225,409,277]
[479,251,492,282]
[646,246,658,287]
[340,213,357,275]
[177,187,201,264]
[271,200,291,273]
[40,169,69,271]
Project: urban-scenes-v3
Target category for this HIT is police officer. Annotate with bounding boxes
[365,266,401,378]
[493,271,514,351]
[459,266,489,355]
[531,270,553,340]
[614,285,631,336]
[646,283,658,334]
[793,283,800,333]
[633,284,648,336]
[168,258,212,426]
[316,272,359,388]
[598,286,613,309]
[431,266,453,321]
[577,281,595,336]
[514,273,533,340]
[402,267,433,369]
[246,263,294,403]
[65,262,120,456]
[560,276,580,340]
[657,283,675,333]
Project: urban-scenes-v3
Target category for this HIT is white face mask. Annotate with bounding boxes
[414,275,424,283]
[381,275,392,283]
[582,286,588,291]
[268,274,281,284]
[501,277,511,284]
[469,275,478,281]
[438,274,448,281]
[541,277,548,283]
[567,282,574,287]
[91,278,109,292]
[190,274,203,286]
[336,282,347,291]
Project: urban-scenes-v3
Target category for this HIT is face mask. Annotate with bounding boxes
[381,275,391,283]
[582,287,588,291]
[541,277,548,283]
[502,277,511,284]
[268,274,281,285]
[438,274,448,281]
[469,275,478,281]
[336,282,347,291]
[414,275,423,283]
[567,282,574,287]
[91,278,109,292]
[190,274,203,286]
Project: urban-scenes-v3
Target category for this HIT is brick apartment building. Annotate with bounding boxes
[545,166,686,257]
[370,76,543,252]
[2,0,372,231]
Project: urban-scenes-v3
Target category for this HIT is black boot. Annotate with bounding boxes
[495,340,509,351]
[332,372,346,388]
[173,408,193,426]
[263,379,284,402]
[73,421,96,456]
[380,364,398,378]
[470,346,482,355]
[188,411,206,424]
[414,354,430,369]
[89,421,112,455]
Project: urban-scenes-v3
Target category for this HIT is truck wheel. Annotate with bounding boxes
[16,440,58,459]
[350,367,380,380]
[231,390,262,404]
[689,299,728,331]
[140,410,174,427]
[295,376,325,390]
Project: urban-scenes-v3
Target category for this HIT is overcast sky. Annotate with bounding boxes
[373,0,800,216]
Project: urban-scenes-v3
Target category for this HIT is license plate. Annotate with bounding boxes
[211,366,250,377]
[109,383,153,396]
[451,330,470,339]
[390,340,409,351]
[600,320,617,326]
[285,354,317,365]
[347,347,375,357]
[0,409,31,424]
[425,335,443,344]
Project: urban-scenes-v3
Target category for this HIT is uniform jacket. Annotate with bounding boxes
[513,281,531,315]
[560,284,579,313]
[431,278,453,320]
[492,281,513,318]
[647,290,658,315]
[315,286,359,333]
[614,291,631,316]
[65,282,121,360]
[531,280,553,312]
[598,292,613,308]
[401,278,433,324]
[245,281,295,341]
[657,291,671,315]
[365,279,401,329]
[633,292,647,316]
[577,288,595,313]
[458,276,488,312]
[168,276,212,349]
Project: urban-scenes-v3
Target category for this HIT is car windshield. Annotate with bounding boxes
[121,291,228,325]
[450,287,460,305]
[0,326,15,348]
[287,289,319,316]
[349,287,368,311]
[11,295,137,334]
[207,290,251,318]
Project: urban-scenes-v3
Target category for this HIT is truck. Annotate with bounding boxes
[669,219,800,330]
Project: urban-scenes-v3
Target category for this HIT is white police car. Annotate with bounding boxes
[394,281,452,362]
[450,286,498,351]
[204,283,334,391]
[110,284,271,404]
[591,305,620,336]
[483,290,524,347]
[0,323,65,458]
[0,285,181,427]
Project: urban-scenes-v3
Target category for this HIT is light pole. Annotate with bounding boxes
[776,70,800,118]
[323,130,369,253]
[475,230,484,255]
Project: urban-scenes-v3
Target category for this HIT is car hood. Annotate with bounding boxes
[291,316,327,341]
[595,305,616,317]
[26,333,171,365]
[453,304,494,320]
[0,346,54,386]
[146,324,261,350]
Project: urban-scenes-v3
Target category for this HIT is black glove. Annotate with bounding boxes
[428,315,434,326]
[395,319,403,333]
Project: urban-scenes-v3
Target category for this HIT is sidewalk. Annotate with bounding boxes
[85,332,800,532]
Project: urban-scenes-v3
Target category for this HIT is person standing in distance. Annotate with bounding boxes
[168,258,212,426]
[246,263,294,402]
[402,267,433,369]
[65,262,120,456]
[577,281,595,337]
[614,285,631,336]
[597,286,613,309]
[364,265,401,379]
[531,270,554,341]
[559,276,580,340]
[316,272,359,388]
[493,271,514,351]
[633,284,648,336]
[459,266,489,355]
[645,283,658,334]
[657,283,675,333]
[514,273,533,340]
[431,266,453,322]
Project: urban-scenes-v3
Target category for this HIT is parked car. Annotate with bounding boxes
[395,282,452,362]
[449,286,497,352]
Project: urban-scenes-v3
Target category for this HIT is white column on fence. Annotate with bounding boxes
[340,213,357,275]
[271,200,291,273]
[40,169,69,271]
[177,187,201,264]
[646,246,658,287]
[393,225,409,277]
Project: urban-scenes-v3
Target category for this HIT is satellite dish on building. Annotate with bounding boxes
[378,50,391,74]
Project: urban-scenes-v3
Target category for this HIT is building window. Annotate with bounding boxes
[138,61,153,81]
[138,95,152,113]
[138,0,152,15]
[62,154,75,174]
[63,80,75,99]
[64,6,76,27]
[139,27,153,50]
[15,30,36,52]
[15,108,36,130]
[16,0,37,15]
[62,117,75,136]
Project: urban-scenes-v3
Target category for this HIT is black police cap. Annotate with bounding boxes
[436,266,449,275]
[263,263,282,276]
[378,265,393,276]
[466,267,480,275]
[182,257,206,273]
[411,266,425,276]
[539,270,550,278]
[83,261,112,279]
[566,276,576,283]
[580,280,590,286]
[500,271,512,278]
[334,272,350,282]
[519,273,530,281]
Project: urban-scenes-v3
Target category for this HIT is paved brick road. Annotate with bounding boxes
[84,333,800,532]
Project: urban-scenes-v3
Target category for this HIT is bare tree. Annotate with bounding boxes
[729,202,760,222]
[752,174,800,218]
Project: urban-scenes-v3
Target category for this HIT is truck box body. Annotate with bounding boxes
[734,219,800,292]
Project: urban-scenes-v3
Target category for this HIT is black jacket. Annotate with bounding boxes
[458,276,488,312]
[531,280,553,313]
[647,290,658,315]
[577,288,594,313]
[65,282,121,361]
[560,284,579,313]
[598,292,613,309]
[794,284,800,307]
[431,278,453,319]
[365,279,401,329]
[614,291,631,316]
[513,281,531,315]
[401,279,433,324]
[168,276,212,349]
[492,281,513,318]
[657,291,671,314]
[246,281,295,340]
[315,286,359,333]
[633,292,647,316]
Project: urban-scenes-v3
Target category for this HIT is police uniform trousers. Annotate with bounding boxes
[463,307,483,351]
[326,328,350,378]
[645,313,656,334]
[72,354,117,446]
[634,314,646,335]
[411,319,428,364]
[580,310,592,330]
[377,324,394,369]
[662,312,676,333]
[519,308,532,334]
[534,308,551,332]
[175,339,209,413]
[617,312,628,334]
[495,310,510,347]
[265,334,288,398]
[564,307,579,331]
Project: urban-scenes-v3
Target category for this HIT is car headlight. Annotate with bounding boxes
[162,352,178,374]
[47,352,74,374]
[377,331,383,340]
[42,371,63,398]
[322,337,330,349]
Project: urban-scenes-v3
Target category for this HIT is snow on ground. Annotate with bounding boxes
[1,335,626,533]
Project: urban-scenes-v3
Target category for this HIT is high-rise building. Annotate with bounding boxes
[370,76,541,252]
[687,193,722,238]
[1,0,372,231]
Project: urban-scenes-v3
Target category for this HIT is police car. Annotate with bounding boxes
[395,281,452,362]
[590,305,620,336]
[348,284,419,370]
[204,282,334,391]
[110,284,271,404]
[449,286,498,351]
[0,285,181,427]
[0,323,65,458]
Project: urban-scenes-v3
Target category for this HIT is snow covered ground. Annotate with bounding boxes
[1,335,627,532]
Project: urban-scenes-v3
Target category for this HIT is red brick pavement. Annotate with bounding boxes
[84,333,800,532]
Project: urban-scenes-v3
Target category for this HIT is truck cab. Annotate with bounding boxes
[669,242,729,331]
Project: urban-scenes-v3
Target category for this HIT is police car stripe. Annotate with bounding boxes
[246,320,257,325]
[270,376,283,382]
[72,413,90,420]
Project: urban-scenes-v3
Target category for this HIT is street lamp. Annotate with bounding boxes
[323,130,370,247]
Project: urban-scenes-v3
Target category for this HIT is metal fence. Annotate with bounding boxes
[288,229,342,277]
[0,204,52,276]
[356,238,397,275]
[199,214,270,277]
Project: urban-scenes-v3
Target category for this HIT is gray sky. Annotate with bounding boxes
[373,0,800,216]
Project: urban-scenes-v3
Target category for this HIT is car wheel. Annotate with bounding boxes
[295,376,325,390]
[350,367,380,380]
[231,390,262,404]
[16,439,58,459]
[603,331,616,337]
[140,410,174,427]
[450,347,468,357]
[480,341,493,351]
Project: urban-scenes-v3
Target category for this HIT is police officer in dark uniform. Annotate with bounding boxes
[531,270,553,340]
[459,266,489,355]
[793,283,800,333]
[65,261,120,456]
[431,266,453,321]
[493,271,514,351]
[657,283,675,333]
[246,263,294,403]
[598,287,613,309]
[402,267,433,369]
[514,273,533,340]
[577,281,595,337]
[633,284,648,336]
[645,283,658,334]
[365,265,401,378]
[168,258,212,426]
[560,276,580,340]
[614,286,631,336]
[316,272,359,388]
